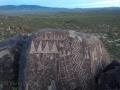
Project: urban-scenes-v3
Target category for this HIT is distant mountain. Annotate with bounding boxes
[0,5,120,12]
[0,5,71,12]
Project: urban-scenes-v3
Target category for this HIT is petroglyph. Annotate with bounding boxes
[29,40,36,54]
[19,29,110,90]
[37,41,42,53]
[29,41,59,54]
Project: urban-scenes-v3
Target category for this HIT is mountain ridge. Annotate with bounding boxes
[0,5,120,12]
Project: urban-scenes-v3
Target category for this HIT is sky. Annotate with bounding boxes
[0,0,120,8]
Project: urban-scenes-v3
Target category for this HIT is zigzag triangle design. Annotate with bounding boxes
[50,42,58,53]
[30,40,36,54]
[37,41,42,53]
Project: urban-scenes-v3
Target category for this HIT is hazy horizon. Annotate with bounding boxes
[0,0,120,8]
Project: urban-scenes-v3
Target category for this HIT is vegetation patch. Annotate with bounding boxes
[0,11,120,59]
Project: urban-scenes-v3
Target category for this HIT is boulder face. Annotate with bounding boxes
[19,29,110,90]
[0,34,28,90]
[98,60,120,90]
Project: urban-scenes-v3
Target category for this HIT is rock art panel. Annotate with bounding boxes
[19,29,110,90]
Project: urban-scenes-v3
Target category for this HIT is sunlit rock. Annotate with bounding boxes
[19,29,110,90]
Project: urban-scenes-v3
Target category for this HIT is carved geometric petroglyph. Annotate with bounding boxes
[91,43,102,74]
[20,30,110,90]
[85,53,89,59]
[59,42,64,48]
[40,32,66,41]
[67,51,71,56]
[37,41,42,53]
[43,42,50,53]
[71,39,89,88]
[30,41,59,54]
[99,43,103,54]
[85,49,89,59]
[29,41,36,54]
[63,50,66,56]
[92,47,97,61]
[50,42,58,53]
[45,33,49,40]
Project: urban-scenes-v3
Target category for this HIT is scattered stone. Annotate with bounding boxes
[19,29,110,90]
[0,34,28,90]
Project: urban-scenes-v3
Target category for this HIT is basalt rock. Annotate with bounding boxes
[0,34,28,90]
[98,60,120,90]
[18,29,110,90]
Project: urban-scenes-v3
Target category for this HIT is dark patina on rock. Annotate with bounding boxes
[19,29,110,90]
[0,34,28,90]
[98,60,120,90]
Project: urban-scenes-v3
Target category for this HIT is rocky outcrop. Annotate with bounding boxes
[0,34,28,90]
[18,29,110,90]
[98,60,120,90]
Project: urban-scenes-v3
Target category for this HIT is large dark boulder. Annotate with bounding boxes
[98,60,120,90]
[0,34,28,90]
[18,29,110,90]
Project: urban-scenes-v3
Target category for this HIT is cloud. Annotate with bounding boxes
[93,0,120,5]
[85,0,120,8]
[0,0,119,8]
[67,0,120,8]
